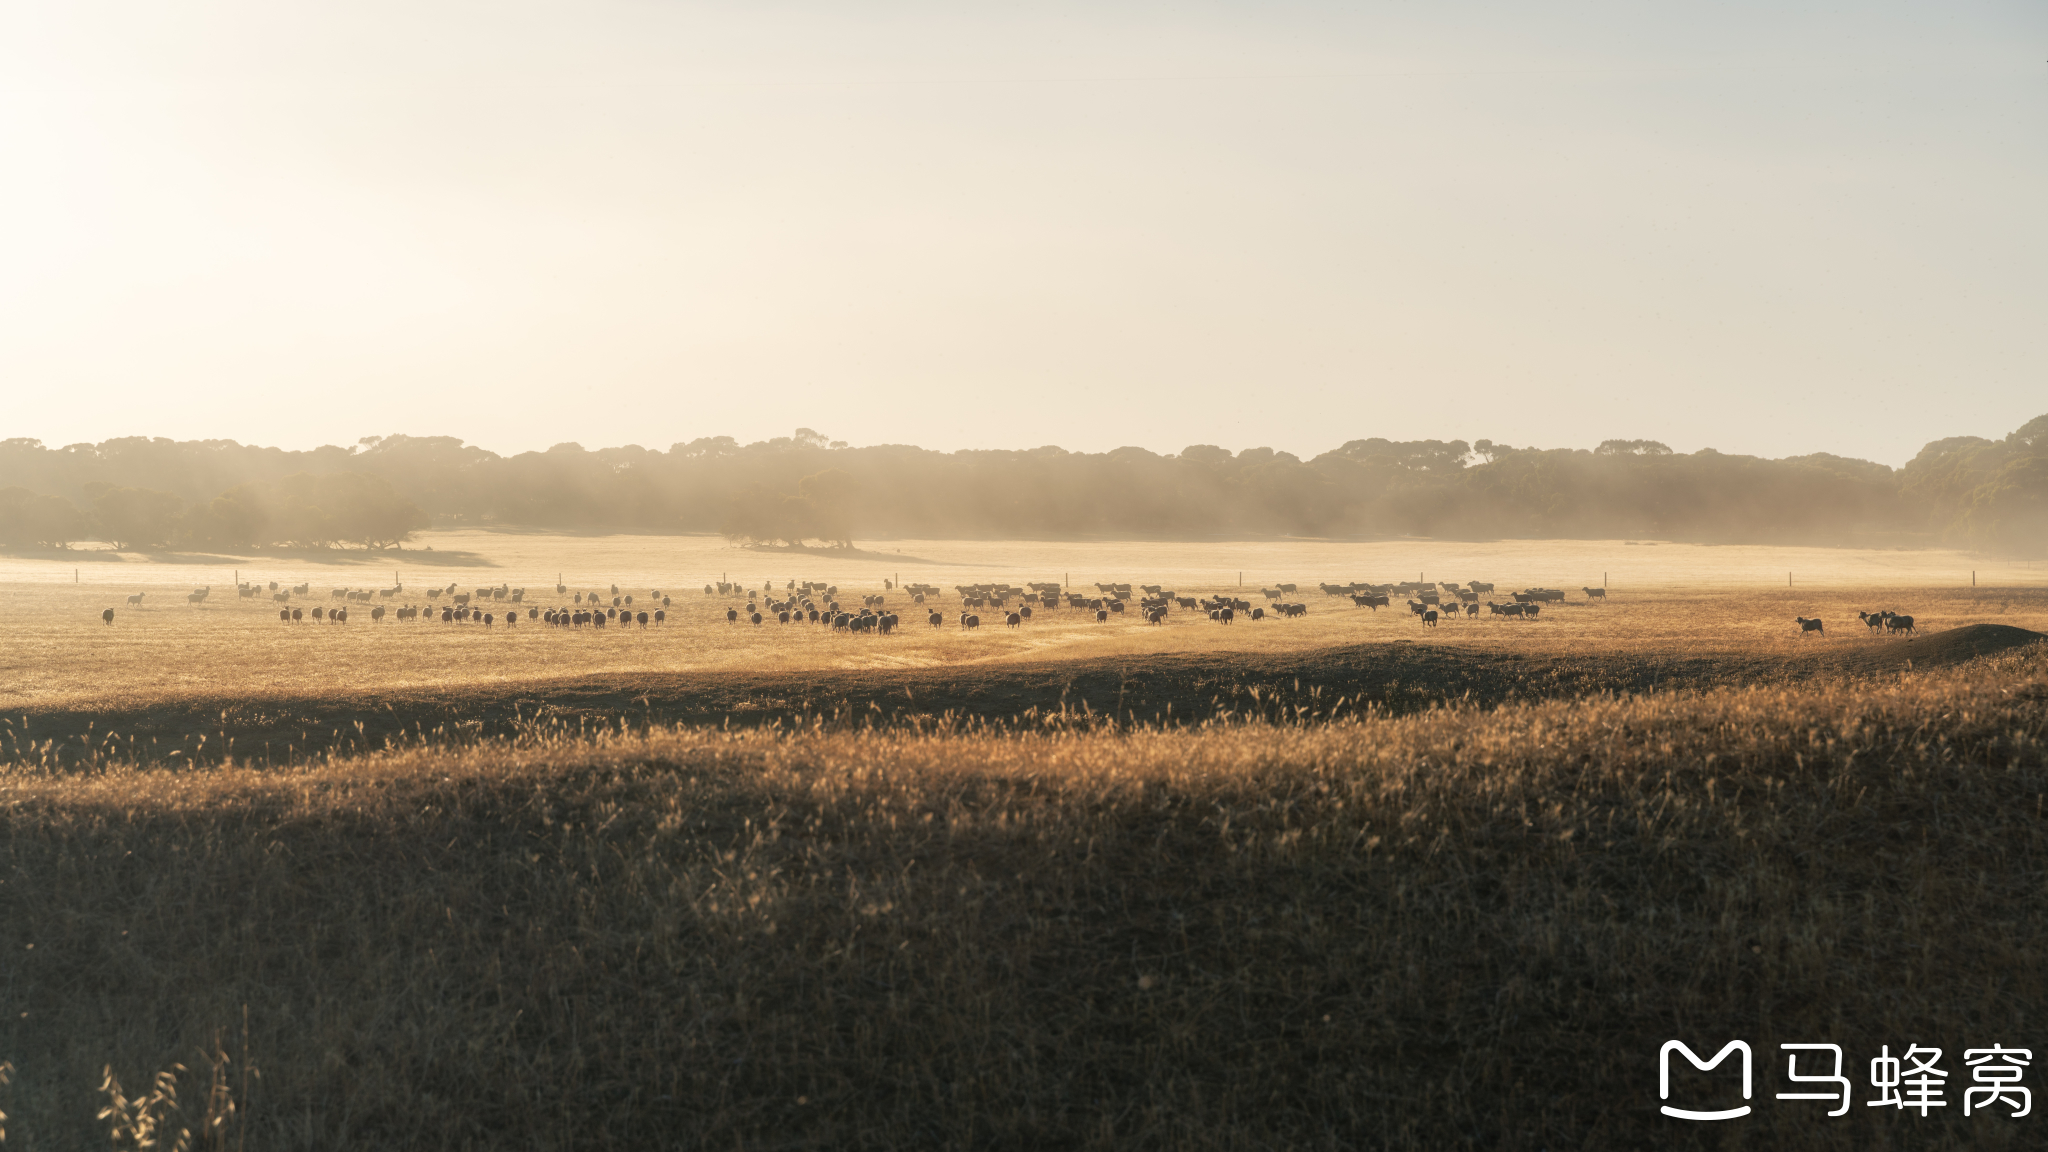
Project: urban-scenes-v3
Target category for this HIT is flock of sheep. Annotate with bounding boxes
[92,574,1618,631]
[1794,609,1919,638]
[90,576,1930,644]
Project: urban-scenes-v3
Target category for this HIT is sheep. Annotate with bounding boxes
[1220,607,1234,624]
[127,592,145,607]
[102,608,115,625]
[1858,611,1885,632]
[312,606,325,623]
[964,614,981,629]
[1250,607,1264,620]
[727,608,739,624]
[291,607,303,623]
[1422,609,1439,627]
[750,611,763,626]
[371,605,385,623]
[279,608,290,623]
[1584,587,1607,600]
[929,611,944,628]
[1795,616,1825,637]
[1883,612,1916,635]
[654,610,666,625]
[1096,609,1109,623]
[1006,611,1022,628]
[636,611,648,627]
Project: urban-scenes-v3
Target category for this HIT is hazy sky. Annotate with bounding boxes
[2,1,2043,465]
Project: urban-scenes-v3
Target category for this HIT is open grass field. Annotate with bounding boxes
[4,531,2045,712]
[3,533,2046,1148]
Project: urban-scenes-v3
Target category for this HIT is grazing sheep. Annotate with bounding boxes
[1250,607,1265,620]
[1858,611,1884,632]
[964,614,980,629]
[1422,609,1439,627]
[1220,607,1234,624]
[127,592,145,607]
[750,612,763,626]
[1883,612,1916,635]
[1795,616,1825,637]
[1006,611,1022,628]
[1584,587,1607,600]
[101,608,114,625]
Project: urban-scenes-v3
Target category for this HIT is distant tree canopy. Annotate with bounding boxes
[0,416,2044,552]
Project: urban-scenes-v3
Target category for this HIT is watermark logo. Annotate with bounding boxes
[1663,1039,2032,1121]
[1660,1040,1752,1120]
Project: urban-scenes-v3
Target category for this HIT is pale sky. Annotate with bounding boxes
[2,1,2043,466]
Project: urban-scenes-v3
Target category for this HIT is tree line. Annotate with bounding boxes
[1,415,2042,553]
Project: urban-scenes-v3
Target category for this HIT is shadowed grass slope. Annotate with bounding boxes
[1,645,2045,1148]
[9,625,2041,770]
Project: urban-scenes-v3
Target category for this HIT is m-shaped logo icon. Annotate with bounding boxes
[1661,1041,1753,1120]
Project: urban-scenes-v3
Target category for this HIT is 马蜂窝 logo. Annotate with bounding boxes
[1660,1041,1752,1120]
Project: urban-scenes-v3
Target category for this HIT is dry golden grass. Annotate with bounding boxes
[4,532,2045,709]
[2,640,2045,1147]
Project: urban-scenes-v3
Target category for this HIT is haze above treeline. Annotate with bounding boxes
[2,417,2044,555]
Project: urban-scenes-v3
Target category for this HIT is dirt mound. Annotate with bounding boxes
[1836,623,2046,672]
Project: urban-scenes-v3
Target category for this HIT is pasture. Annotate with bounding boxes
[2,531,2045,1149]
[3,531,2043,714]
